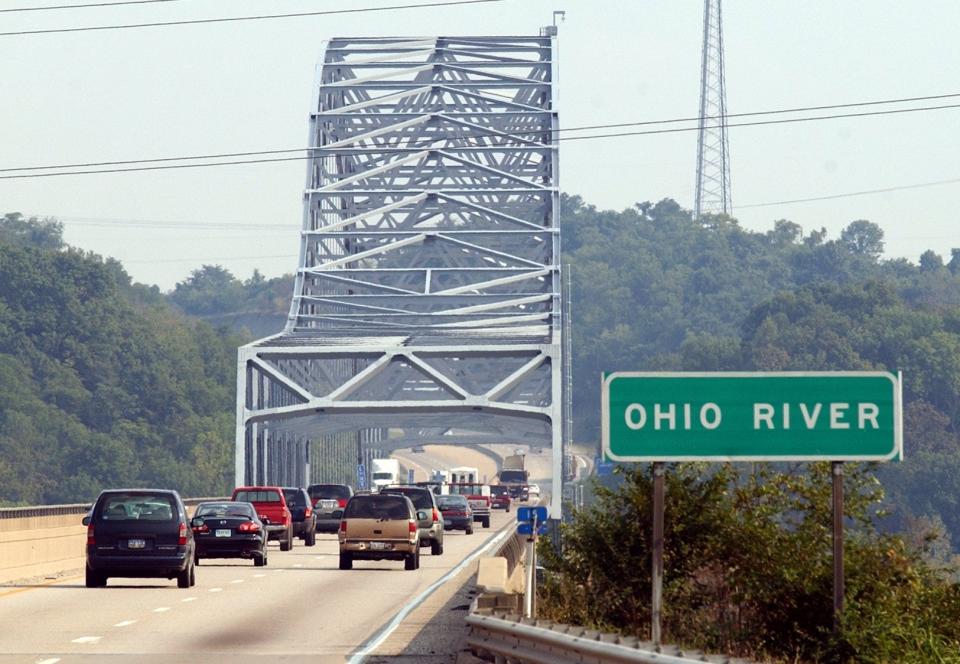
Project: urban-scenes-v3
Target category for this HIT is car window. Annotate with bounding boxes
[491,486,508,496]
[197,503,254,518]
[382,488,432,509]
[98,493,175,522]
[282,489,307,506]
[344,496,410,520]
[308,484,351,500]
[437,496,468,508]
[234,490,281,503]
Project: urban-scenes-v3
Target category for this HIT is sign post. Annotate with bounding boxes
[602,371,902,641]
[517,506,548,619]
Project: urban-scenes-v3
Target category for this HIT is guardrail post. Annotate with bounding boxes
[651,462,665,645]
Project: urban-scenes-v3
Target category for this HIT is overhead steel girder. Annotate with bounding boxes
[236,35,563,516]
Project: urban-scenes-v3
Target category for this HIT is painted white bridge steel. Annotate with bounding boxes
[235,35,565,517]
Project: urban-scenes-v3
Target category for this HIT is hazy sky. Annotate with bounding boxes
[2,0,958,290]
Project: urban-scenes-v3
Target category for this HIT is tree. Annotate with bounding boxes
[840,219,884,258]
[919,249,944,272]
[0,213,63,250]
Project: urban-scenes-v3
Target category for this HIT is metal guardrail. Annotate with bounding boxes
[466,605,750,664]
[0,497,230,520]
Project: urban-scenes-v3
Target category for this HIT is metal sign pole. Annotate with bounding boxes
[832,461,845,630]
[524,513,538,618]
[651,462,665,644]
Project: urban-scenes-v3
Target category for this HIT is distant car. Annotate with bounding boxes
[192,501,268,567]
[527,484,541,499]
[231,486,294,551]
[490,485,512,512]
[337,493,423,571]
[411,445,425,453]
[308,483,354,533]
[282,487,317,546]
[83,489,195,588]
[436,494,473,534]
[380,485,444,555]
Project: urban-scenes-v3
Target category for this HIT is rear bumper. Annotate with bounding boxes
[316,517,341,533]
[443,516,472,530]
[472,510,491,522]
[340,540,417,559]
[87,550,189,575]
[196,537,263,558]
[264,524,289,540]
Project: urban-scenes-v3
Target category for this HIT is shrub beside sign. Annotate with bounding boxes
[602,372,902,462]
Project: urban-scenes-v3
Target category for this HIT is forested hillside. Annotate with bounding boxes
[0,214,243,504]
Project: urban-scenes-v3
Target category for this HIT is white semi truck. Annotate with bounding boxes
[371,458,400,489]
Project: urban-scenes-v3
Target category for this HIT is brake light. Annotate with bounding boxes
[432,508,440,522]
[178,522,188,546]
[304,506,312,518]
[339,520,347,533]
[337,498,348,508]
[408,520,417,534]
[86,523,95,546]
[192,523,209,533]
[237,521,260,533]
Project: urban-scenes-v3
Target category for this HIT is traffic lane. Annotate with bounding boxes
[0,510,514,662]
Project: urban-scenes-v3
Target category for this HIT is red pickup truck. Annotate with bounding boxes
[231,486,294,551]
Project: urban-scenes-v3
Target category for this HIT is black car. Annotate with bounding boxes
[282,487,317,546]
[436,494,473,534]
[308,483,354,533]
[379,485,444,555]
[83,489,195,588]
[192,501,268,567]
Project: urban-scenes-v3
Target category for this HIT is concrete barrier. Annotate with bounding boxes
[0,498,226,585]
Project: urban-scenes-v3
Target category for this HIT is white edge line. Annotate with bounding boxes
[36,659,61,664]
[113,620,136,627]
[348,524,514,663]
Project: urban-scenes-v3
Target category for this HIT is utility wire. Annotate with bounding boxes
[0,0,504,36]
[2,102,959,181]
[3,92,958,174]
[0,0,182,13]
[737,177,960,208]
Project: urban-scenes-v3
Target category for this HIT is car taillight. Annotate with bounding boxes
[304,506,312,518]
[339,520,347,533]
[338,498,348,508]
[86,523,95,546]
[178,522,188,546]
[282,508,290,521]
[193,524,209,533]
[432,508,439,522]
[237,521,260,533]
[408,520,417,534]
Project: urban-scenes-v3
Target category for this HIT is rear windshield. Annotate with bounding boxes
[344,496,411,520]
[98,493,175,522]
[197,503,255,519]
[381,488,432,509]
[491,486,508,496]
[234,489,281,503]
[308,484,351,500]
[282,489,307,507]
[437,495,468,508]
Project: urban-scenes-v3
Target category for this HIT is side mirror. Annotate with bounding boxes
[331,510,343,520]
[190,517,204,528]
[416,510,428,521]
[81,515,91,526]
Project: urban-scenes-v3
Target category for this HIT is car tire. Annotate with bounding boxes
[431,540,442,556]
[177,560,193,588]
[254,552,266,567]
[483,516,490,529]
[189,560,196,587]
[506,506,510,513]
[85,566,105,588]
[405,546,420,571]
[280,527,292,552]
[305,527,316,547]
[194,553,200,566]
[339,552,353,570]
[466,525,474,535]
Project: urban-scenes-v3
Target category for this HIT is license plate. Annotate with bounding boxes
[128,538,145,549]
[370,541,388,550]
[320,500,338,510]
[215,529,231,538]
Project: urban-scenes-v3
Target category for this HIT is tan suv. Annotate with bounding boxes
[336,493,424,571]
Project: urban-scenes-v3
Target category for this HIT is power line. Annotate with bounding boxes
[1,0,182,13]
[0,0,504,36]
[3,101,959,181]
[737,177,960,209]
[3,92,958,174]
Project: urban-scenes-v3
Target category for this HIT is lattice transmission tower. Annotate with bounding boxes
[694,0,732,221]
[235,35,565,516]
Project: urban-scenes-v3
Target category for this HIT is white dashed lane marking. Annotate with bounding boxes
[71,636,102,644]
[182,597,197,602]
[209,587,223,593]
[293,564,303,568]
[253,573,266,578]
[113,620,136,627]
[153,607,170,613]
[35,658,61,664]
[230,579,243,584]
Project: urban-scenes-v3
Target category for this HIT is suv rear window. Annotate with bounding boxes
[308,484,351,500]
[282,489,307,507]
[234,489,281,503]
[98,493,175,522]
[344,495,411,520]
[381,487,432,509]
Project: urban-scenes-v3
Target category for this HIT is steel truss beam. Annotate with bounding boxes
[236,35,563,515]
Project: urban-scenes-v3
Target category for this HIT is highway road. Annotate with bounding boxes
[0,509,516,663]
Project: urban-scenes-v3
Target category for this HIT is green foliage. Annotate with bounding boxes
[540,464,960,662]
[0,219,243,505]
[169,264,292,317]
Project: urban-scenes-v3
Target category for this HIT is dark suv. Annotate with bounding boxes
[308,483,354,533]
[83,489,195,588]
[379,486,444,555]
[282,487,317,546]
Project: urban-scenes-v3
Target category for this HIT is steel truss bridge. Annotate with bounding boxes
[236,34,564,516]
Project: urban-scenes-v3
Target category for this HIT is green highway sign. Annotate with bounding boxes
[602,372,902,462]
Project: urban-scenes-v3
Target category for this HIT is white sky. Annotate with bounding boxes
[1,0,958,290]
